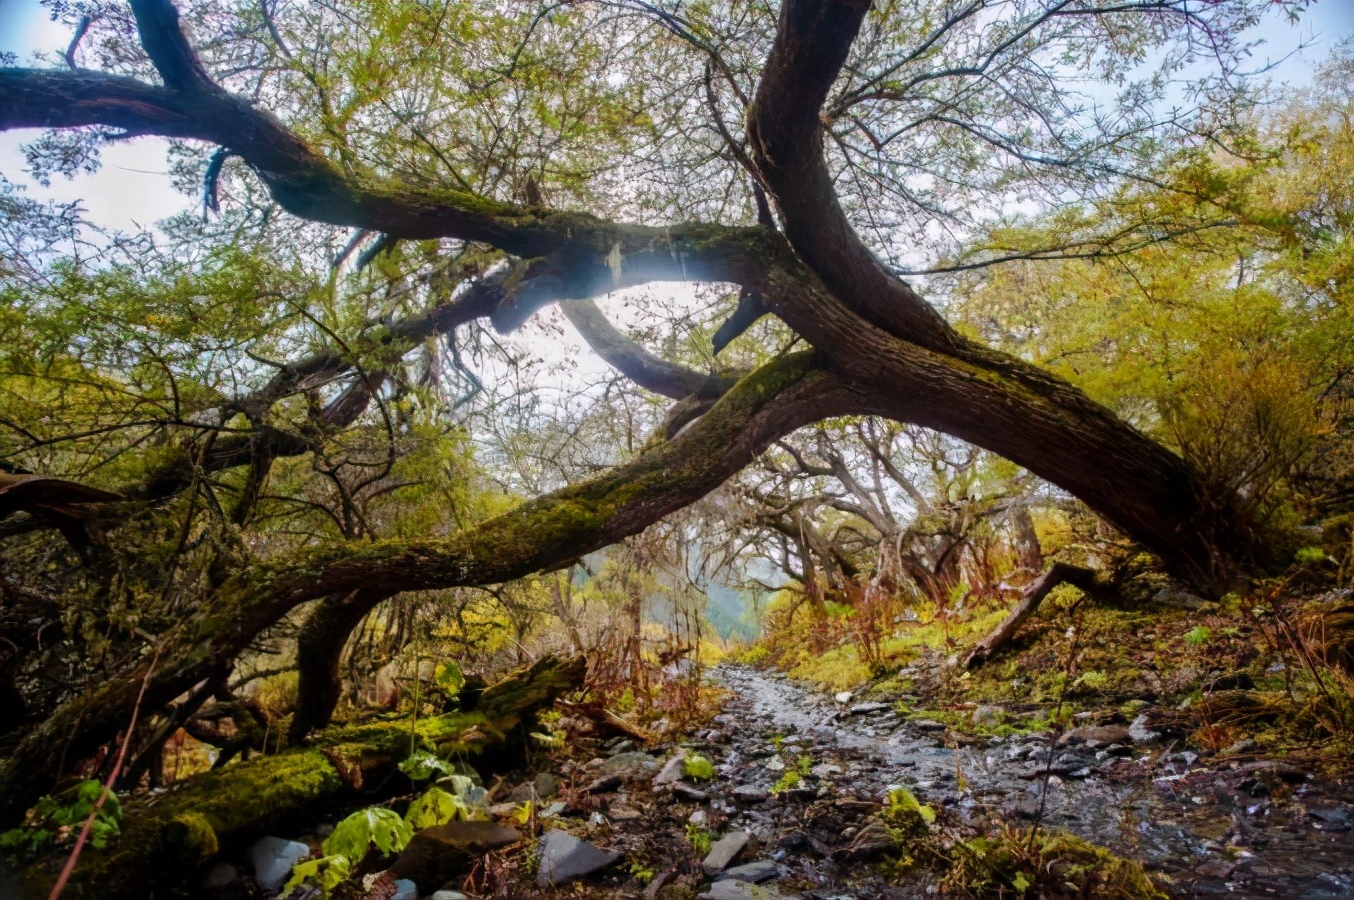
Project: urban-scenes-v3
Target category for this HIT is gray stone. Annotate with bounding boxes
[848,702,890,715]
[1128,713,1159,744]
[429,893,468,900]
[608,739,636,755]
[536,829,622,886]
[203,863,240,889]
[653,751,689,787]
[392,879,419,900]
[732,785,769,804]
[699,881,799,900]
[534,771,558,799]
[1060,724,1131,746]
[392,821,521,893]
[810,764,842,779]
[834,691,853,704]
[602,750,659,780]
[670,782,710,802]
[506,782,537,803]
[714,860,779,883]
[540,800,567,818]
[246,836,310,893]
[972,705,1003,725]
[702,830,750,874]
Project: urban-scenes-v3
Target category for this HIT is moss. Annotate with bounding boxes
[30,657,583,899]
[942,828,1167,899]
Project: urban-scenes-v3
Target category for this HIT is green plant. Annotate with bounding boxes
[1184,626,1213,647]
[0,780,121,856]
[1295,546,1327,564]
[398,749,454,783]
[883,787,935,835]
[1073,670,1108,691]
[434,660,466,699]
[685,823,712,855]
[511,800,534,827]
[285,854,351,896]
[405,774,486,829]
[683,753,715,781]
[771,770,802,794]
[322,806,412,863]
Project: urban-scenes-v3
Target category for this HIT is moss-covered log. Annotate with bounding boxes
[15,655,583,899]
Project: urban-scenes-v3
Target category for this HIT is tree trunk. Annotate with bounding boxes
[17,655,583,899]
[290,591,377,744]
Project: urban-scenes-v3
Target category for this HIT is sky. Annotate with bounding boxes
[3,0,1353,235]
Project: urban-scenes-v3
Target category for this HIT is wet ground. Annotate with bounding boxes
[716,664,1354,898]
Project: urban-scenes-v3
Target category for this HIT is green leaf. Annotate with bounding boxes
[399,750,453,783]
[285,854,351,896]
[322,807,412,863]
[405,786,461,830]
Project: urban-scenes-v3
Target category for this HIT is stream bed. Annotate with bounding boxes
[715,664,1354,898]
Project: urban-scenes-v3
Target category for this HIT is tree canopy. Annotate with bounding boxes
[1,0,1347,842]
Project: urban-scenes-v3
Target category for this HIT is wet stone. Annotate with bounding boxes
[391,821,522,894]
[536,829,622,886]
[702,830,750,874]
[246,836,310,893]
[714,859,779,883]
[733,785,769,804]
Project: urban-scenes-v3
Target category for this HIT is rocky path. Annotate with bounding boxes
[713,664,1354,898]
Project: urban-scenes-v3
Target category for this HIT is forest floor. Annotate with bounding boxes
[177,657,1354,899]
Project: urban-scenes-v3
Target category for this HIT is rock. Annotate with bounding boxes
[834,692,853,704]
[540,800,567,818]
[608,804,644,822]
[810,764,842,779]
[1222,738,1257,756]
[848,702,889,715]
[714,860,779,883]
[391,821,521,893]
[603,750,659,779]
[671,782,710,802]
[702,830,750,874]
[534,771,558,799]
[1128,713,1159,744]
[608,739,636,755]
[506,782,537,803]
[689,809,709,826]
[653,751,689,787]
[912,719,947,732]
[1060,724,1131,746]
[1309,806,1353,831]
[536,829,622,886]
[732,785,769,804]
[586,774,624,793]
[429,892,468,900]
[391,879,419,900]
[201,862,247,900]
[246,836,310,893]
[700,881,798,900]
[972,705,1002,725]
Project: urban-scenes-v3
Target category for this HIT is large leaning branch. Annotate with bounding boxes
[0,352,883,820]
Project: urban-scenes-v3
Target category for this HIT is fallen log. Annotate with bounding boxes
[964,564,1109,669]
[15,655,584,899]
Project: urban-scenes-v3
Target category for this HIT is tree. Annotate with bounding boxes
[0,0,1303,819]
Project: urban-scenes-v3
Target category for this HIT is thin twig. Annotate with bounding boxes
[49,650,161,899]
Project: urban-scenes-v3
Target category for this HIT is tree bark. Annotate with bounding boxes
[963,563,1108,668]
[19,655,583,899]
